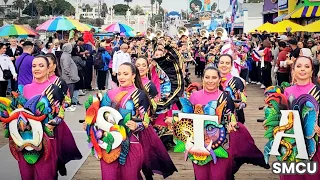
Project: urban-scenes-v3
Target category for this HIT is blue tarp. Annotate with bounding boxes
[167,11,181,17]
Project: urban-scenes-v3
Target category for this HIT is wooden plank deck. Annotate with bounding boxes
[73,73,279,180]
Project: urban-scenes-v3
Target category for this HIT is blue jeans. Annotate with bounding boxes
[7,80,11,92]
[72,90,79,104]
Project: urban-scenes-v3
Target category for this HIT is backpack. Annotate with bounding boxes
[94,52,104,69]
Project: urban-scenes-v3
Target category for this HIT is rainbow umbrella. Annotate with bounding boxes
[67,18,91,32]
[84,24,100,32]
[0,24,39,37]
[120,31,135,37]
[104,23,133,33]
[36,16,79,32]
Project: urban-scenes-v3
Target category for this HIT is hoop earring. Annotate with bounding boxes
[132,79,136,87]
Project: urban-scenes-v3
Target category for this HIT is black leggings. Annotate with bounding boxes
[97,70,107,90]
[262,61,272,88]
[276,72,290,86]
[85,65,93,90]
[0,81,8,97]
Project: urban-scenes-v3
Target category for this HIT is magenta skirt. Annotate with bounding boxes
[280,145,320,180]
[138,125,177,178]
[230,123,268,173]
[193,148,234,180]
[55,121,82,175]
[17,135,58,180]
[193,123,267,180]
[100,135,144,180]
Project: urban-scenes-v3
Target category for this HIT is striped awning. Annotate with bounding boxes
[287,6,320,19]
[273,14,288,22]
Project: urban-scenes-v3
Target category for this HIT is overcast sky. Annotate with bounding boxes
[67,0,238,12]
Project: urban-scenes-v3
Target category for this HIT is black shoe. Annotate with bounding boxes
[6,92,10,96]
[77,102,83,106]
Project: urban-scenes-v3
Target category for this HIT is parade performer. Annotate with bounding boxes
[217,54,247,123]
[0,56,77,180]
[262,56,320,180]
[173,66,268,180]
[83,62,176,180]
[220,40,243,78]
[134,59,178,179]
[46,53,82,175]
[135,57,158,100]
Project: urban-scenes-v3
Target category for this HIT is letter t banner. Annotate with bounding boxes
[178,113,219,154]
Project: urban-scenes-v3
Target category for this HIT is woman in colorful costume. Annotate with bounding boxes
[0,56,74,180]
[135,58,178,179]
[174,66,268,180]
[218,54,247,124]
[262,56,320,180]
[46,53,82,176]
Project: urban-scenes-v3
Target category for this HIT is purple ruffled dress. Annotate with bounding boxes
[102,86,145,180]
[280,83,320,180]
[141,77,178,178]
[189,89,267,180]
[18,78,82,179]
[99,135,144,180]
[16,134,58,180]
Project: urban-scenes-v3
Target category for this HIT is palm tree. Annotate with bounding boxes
[84,4,92,12]
[101,3,108,17]
[150,0,155,16]
[13,0,25,18]
[35,0,43,18]
[3,0,8,6]
[124,0,132,7]
[156,0,162,14]
[47,0,56,15]
[3,0,8,15]
[24,0,29,7]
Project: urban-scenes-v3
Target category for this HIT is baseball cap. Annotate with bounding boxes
[277,35,288,41]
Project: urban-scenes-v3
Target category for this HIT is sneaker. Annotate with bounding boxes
[246,82,249,85]
[251,81,257,84]
[65,106,76,112]
[256,82,261,85]
[260,84,266,89]
[79,90,86,96]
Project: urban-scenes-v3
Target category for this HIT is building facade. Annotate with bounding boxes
[283,0,320,25]
[262,0,278,23]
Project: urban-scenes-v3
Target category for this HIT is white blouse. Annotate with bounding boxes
[0,55,17,81]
